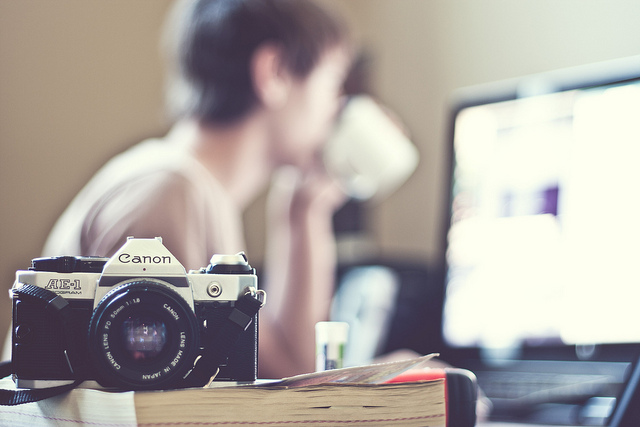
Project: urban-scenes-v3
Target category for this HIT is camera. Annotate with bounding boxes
[10,237,264,391]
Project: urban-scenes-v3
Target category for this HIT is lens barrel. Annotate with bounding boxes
[88,281,199,390]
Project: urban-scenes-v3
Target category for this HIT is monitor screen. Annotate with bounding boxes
[442,56,640,352]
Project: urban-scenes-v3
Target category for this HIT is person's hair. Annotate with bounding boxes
[164,0,349,125]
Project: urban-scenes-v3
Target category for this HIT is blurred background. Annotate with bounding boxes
[2,0,640,348]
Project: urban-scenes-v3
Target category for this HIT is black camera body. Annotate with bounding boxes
[11,237,263,391]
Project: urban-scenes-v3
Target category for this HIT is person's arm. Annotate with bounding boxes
[258,166,346,378]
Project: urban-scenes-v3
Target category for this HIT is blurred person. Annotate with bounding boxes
[41,0,351,379]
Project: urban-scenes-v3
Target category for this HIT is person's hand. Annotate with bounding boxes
[269,159,347,225]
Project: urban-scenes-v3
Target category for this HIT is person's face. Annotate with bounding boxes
[271,46,350,168]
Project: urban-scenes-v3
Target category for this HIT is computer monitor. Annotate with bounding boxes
[441,55,640,361]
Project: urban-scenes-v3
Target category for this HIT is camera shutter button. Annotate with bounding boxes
[206,252,254,274]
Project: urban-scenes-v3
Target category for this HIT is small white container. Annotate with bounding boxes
[315,321,349,372]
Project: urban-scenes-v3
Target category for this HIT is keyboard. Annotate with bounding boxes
[478,371,617,406]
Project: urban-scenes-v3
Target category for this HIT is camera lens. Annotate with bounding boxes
[88,280,199,390]
[123,314,167,362]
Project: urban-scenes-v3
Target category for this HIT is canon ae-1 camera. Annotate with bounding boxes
[10,237,264,391]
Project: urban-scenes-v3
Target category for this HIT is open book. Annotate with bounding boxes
[134,354,467,427]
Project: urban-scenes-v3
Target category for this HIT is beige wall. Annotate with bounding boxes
[2,0,640,345]
[0,0,174,343]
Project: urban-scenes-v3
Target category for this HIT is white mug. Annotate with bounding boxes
[324,96,419,201]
